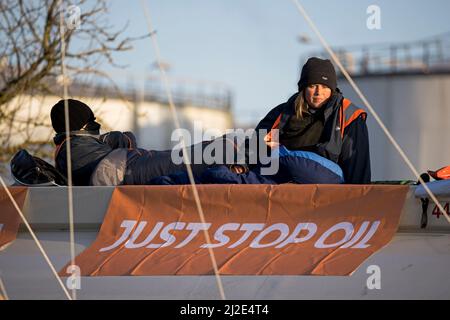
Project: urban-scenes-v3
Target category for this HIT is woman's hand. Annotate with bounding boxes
[229,164,249,174]
[264,129,280,149]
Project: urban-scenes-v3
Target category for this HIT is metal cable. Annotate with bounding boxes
[140,0,226,300]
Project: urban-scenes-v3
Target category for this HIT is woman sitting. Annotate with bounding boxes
[249,57,371,184]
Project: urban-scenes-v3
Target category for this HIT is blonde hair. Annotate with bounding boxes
[294,90,308,119]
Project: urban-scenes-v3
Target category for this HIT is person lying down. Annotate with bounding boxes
[11,99,344,186]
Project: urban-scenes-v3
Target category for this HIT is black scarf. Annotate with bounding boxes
[280,91,342,150]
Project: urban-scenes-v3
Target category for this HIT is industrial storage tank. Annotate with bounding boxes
[0,76,234,151]
[308,33,450,181]
[341,73,450,181]
[0,75,234,181]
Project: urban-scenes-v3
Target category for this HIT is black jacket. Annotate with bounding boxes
[54,133,212,185]
[252,92,371,184]
[55,135,112,186]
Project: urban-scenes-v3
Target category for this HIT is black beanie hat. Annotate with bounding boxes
[297,57,337,92]
[50,99,97,133]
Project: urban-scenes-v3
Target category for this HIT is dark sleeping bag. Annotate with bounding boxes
[149,165,278,185]
[123,148,209,185]
[150,146,344,185]
[114,135,238,185]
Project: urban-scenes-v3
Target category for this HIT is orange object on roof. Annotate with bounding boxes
[428,165,450,180]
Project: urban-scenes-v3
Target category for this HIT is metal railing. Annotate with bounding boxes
[32,75,233,112]
[303,32,450,76]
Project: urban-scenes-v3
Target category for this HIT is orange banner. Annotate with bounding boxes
[0,187,27,250]
[60,184,408,276]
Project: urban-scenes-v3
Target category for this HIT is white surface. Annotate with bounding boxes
[2,185,449,299]
[0,231,449,300]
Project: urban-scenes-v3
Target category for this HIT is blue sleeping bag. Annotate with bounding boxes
[150,146,344,185]
[274,146,344,184]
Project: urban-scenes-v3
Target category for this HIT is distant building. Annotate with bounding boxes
[2,76,234,151]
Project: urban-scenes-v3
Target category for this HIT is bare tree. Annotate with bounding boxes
[0,0,145,170]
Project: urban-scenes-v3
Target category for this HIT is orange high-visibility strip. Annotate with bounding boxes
[54,137,68,161]
[265,113,283,142]
[339,99,352,138]
[342,98,352,111]
[271,113,282,130]
[340,99,367,139]
[436,166,450,180]
[339,104,345,138]
[342,110,367,138]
